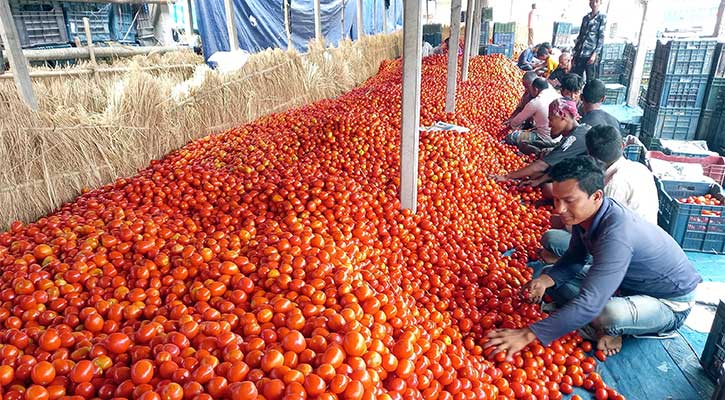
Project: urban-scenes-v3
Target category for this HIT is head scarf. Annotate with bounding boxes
[548,98,579,120]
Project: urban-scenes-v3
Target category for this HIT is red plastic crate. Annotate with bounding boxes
[646,151,725,185]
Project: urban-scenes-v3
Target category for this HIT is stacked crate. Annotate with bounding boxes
[552,22,573,49]
[423,24,443,48]
[598,41,635,85]
[641,39,720,147]
[4,0,68,48]
[701,44,725,154]
[492,22,515,59]
[63,2,112,43]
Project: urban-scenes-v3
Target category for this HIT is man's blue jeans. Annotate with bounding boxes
[544,267,695,337]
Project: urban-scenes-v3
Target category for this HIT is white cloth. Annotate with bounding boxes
[509,87,560,140]
[604,157,659,225]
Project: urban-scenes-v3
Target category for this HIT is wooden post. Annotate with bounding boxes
[446,0,462,113]
[224,0,238,51]
[185,0,194,40]
[313,0,322,43]
[470,0,483,56]
[284,0,293,48]
[461,0,475,81]
[83,18,96,65]
[627,0,654,107]
[356,0,364,38]
[0,0,37,110]
[400,0,423,212]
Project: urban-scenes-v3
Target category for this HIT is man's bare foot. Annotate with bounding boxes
[597,335,623,356]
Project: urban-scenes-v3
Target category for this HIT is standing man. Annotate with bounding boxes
[487,156,701,358]
[528,4,538,46]
[572,0,607,82]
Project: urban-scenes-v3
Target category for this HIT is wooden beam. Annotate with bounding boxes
[0,64,197,79]
[461,0,475,81]
[446,0,462,113]
[627,0,654,107]
[400,0,423,212]
[0,0,37,110]
[83,17,97,65]
[314,0,322,42]
[185,0,194,37]
[357,0,364,38]
[224,0,239,51]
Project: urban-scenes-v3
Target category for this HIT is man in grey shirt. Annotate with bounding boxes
[487,156,701,358]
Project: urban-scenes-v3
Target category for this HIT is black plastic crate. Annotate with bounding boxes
[8,0,68,48]
[481,7,493,21]
[553,21,572,34]
[135,4,154,42]
[642,104,700,141]
[480,44,511,58]
[63,2,112,43]
[601,42,634,62]
[493,32,514,46]
[653,39,719,76]
[702,301,725,381]
[657,180,725,253]
[703,77,725,112]
[623,144,644,161]
[709,116,725,157]
[621,122,641,138]
[479,20,490,45]
[604,83,626,105]
[599,74,624,85]
[645,72,709,109]
[698,110,722,142]
[110,4,136,43]
[599,59,628,75]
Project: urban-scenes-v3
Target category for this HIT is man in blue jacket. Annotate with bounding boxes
[486,156,701,357]
[572,0,607,82]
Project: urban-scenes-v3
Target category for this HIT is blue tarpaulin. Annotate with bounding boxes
[193,0,403,61]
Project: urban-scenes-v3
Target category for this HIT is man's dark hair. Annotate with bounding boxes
[538,42,552,51]
[586,125,623,165]
[549,156,605,196]
[582,79,606,104]
[532,78,548,90]
[560,74,583,93]
[536,46,549,57]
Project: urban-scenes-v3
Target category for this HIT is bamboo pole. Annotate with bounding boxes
[356,0,364,38]
[461,0,475,81]
[314,0,322,42]
[0,64,198,79]
[284,0,293,48]
[21,46,188,62]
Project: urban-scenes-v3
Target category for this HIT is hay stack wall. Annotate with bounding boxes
[0,32,404,230]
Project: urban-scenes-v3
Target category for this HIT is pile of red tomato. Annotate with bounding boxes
[679,194,723,217]
[0,54,623,399]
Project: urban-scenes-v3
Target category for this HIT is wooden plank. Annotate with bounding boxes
[356,0,364,38]
[662,333,716,399]
[313,0,322,42]
[0,0,37,110]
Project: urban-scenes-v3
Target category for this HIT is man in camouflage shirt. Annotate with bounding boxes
[572,0,607,83]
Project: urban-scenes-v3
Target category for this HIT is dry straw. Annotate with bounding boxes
[0,32,403,229]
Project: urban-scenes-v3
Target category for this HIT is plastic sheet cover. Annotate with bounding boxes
[194,0,403,62]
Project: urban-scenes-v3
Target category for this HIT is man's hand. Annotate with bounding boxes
[488,174,509,183]
[587,53,597,65]
[523,274,555,303]
[519,177,545,188]
[485,328,537,361]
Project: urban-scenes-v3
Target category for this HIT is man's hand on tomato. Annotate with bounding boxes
[523,274,555,303]
[485,328,537,361]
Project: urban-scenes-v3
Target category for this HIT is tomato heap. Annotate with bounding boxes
[0,54,621,400]
[679,194,723,217]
